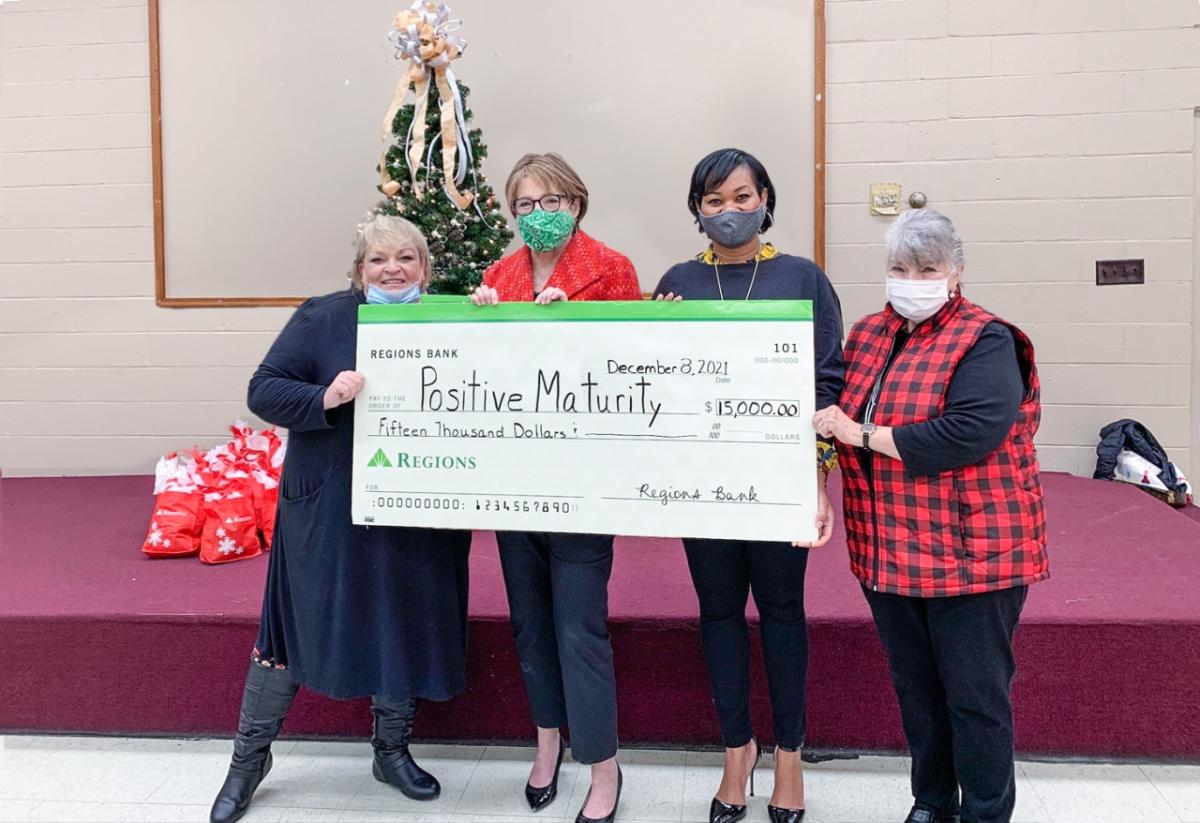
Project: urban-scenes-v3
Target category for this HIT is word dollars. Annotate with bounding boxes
[418,366,663,427]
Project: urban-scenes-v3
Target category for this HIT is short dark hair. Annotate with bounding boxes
[687,148,776,233]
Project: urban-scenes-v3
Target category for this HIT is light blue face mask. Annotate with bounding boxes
[366,282,421,305]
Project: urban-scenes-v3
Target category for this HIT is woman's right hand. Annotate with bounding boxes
[470,285,500,306]
[654,292,684,301]
[323,370,366,410]
[793,482,834,548]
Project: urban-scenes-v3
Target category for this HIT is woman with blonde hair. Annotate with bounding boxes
[209,214,472,823]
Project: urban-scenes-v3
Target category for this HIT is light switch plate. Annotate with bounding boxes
[1095,259,1145,286]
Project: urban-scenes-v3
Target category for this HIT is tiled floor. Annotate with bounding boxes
[1,735,1197,822]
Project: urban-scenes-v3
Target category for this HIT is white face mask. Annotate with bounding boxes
[886,276,950,323]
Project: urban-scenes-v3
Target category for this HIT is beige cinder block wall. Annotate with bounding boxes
[0,1,294,475]
[2,0,1198,478]
[824,0,1200,478]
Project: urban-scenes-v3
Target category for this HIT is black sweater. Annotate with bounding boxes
[653,254,846,409]
[881,321,1024,478]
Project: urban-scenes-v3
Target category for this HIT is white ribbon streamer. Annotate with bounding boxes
[380,1,475,208]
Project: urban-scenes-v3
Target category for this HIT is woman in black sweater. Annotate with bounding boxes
[653,148,846,823]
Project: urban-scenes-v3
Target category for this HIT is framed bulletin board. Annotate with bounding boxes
[150,0,826,307]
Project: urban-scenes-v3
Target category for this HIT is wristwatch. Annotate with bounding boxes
[861,422,877,450]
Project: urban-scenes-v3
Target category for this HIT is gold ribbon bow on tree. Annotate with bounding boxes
[380,1,475,210]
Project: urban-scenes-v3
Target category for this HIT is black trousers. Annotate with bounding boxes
[863,585,1029,823]
[684,539,810,750]
[497,531,618,765]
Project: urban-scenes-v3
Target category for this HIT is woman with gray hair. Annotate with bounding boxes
[208,214,473,823]
[813,208,1048,823]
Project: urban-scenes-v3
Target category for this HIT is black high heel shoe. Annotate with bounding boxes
[575,764,622,823]
[767,806,805,823]
[525,736,566,812]
[708,740,762,823]
[766,746,805,822]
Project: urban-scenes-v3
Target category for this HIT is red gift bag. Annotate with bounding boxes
[142,490,204,557]
[261,486,279,548]
[144,426,283,565]
[199,491,263,565]
[246,469,279,549]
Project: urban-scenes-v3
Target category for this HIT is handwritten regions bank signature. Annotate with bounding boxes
[636,483,760,506]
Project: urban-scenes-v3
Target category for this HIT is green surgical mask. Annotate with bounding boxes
[518,209,576,252]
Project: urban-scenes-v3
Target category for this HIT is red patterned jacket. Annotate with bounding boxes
[483,229,642,302]
[836,296,1049,597]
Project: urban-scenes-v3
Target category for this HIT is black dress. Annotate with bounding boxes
[247,288,471,703]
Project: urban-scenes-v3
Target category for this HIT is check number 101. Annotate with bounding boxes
[754,341,801,366]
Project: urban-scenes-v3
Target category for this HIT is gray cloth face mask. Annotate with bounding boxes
[697,204,767,248]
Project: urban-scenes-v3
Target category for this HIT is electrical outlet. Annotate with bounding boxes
[1095,259,1145,286]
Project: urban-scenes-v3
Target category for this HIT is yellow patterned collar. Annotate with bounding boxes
[697,242,779,265]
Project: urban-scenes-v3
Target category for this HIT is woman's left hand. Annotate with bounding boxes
[534,287,568,305]
[470,285,500,305]
[813,405,860,446]
[793,482,834,548]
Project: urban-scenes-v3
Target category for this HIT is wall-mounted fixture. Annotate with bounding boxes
[1095,259,1145,286]
[870,183,902,216]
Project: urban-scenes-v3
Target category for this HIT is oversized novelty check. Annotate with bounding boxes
[351,300,817,542]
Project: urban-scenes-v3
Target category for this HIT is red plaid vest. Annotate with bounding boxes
[836,296,1049,597]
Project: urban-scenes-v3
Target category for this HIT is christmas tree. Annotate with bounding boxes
[371,5,513,295]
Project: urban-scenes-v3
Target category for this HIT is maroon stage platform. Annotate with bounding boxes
[2,473,1198,760]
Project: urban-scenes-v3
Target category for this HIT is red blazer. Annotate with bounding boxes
[482,229,642,302]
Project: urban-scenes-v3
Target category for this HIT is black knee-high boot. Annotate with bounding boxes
[209,662,299,823]
[370,696,440,800]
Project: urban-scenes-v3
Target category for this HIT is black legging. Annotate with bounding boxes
[683,539,810,750]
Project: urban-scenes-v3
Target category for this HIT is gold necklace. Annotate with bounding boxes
[714,256,761,301]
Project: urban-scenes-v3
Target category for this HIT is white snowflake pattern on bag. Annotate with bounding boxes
[215,526,244,556]
[147,523,163,547]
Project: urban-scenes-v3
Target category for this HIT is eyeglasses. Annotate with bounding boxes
[512,194,569,215]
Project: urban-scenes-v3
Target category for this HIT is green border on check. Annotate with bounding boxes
[359,299,814,324]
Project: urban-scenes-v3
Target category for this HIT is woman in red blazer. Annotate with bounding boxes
[472,153,641,305]
[471,153,638,823]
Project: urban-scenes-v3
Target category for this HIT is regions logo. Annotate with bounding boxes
[364,450,476,470]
